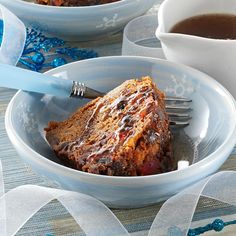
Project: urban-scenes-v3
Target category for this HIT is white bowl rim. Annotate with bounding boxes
[7,0,139,11]
[5,56,236,182]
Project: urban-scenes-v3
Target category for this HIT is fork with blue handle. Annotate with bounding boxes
[0,63,191,127]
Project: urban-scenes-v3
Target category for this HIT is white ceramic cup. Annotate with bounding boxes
[156,0,236,99]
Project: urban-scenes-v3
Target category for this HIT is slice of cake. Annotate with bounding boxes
[45,76,173,176]
[35,0,119,6]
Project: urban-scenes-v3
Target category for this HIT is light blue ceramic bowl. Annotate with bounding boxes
[0,0,159,40]
[5,56,236,208]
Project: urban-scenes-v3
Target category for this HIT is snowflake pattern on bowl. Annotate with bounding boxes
[164,74,200,97]
[96,13,122,30]
[16,101,38,135]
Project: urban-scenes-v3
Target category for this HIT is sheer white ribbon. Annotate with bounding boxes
[1,160,236,236]
[0,162,129,236]
[0,4,26,66]
[149,171,236,236]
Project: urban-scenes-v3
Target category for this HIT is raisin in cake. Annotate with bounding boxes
[35,0,119,6]
[45,76,173,176]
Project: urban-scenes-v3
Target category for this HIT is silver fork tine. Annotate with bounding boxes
[168,112,191,119]
[165,96,192,128]
[165,96,192,103]
[169,120,190,128]
[166,104,191,111]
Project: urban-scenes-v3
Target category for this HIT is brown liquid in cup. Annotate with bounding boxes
[170,13,236,40]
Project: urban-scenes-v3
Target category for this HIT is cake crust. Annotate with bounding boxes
[45,76,173,176]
